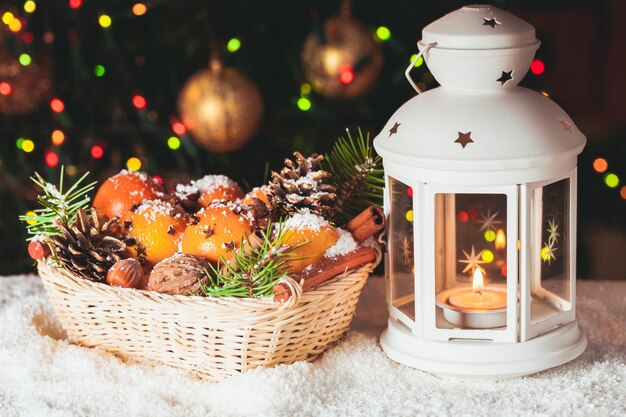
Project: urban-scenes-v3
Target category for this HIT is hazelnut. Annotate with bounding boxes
[106,259,144,289]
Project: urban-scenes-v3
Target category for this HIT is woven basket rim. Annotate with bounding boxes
[37,246,380,310]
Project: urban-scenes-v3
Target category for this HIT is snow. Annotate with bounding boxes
[175,175,239,199]
[325,229,358,258]
[283,209,329,232]
[0,276,624,417]
[134,199,176,221]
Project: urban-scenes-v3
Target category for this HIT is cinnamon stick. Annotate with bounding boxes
[273,246,376,302]
[344,205,386,243]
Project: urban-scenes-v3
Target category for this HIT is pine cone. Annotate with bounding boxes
[267,152,336,219]
[49,208,126,282]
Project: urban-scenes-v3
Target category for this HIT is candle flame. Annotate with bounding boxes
[495,229,506,250]
[472,268,485,291]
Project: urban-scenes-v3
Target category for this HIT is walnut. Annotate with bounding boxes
[147,254,209,295]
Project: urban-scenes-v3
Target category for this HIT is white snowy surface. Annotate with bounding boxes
[0,275,624,417]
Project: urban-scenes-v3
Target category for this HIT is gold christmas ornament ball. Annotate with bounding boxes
[177,65,263,153]
[0,49,51,115]
[301,16,383,99]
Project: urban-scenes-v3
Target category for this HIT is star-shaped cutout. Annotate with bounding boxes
[547,219,560,247]
[389,122,401,137]
[559,116,572,134]
[483,17,500,28]
[459,246,487,274]
[497,70,513,85]
[479,209,503,232]
[454,131,474,149]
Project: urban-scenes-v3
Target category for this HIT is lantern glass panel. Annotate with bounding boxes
[389,177,415,319]
[531,178,571,324]
[434,193,508,329]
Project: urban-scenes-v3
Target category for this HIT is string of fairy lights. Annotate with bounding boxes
[4,0,622,205]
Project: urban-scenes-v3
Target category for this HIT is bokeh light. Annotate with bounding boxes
[227,38,241,53]
[25,211,37,225]
[16,138,24,149]
[94,64,106,77]
[2,12,14,24]
[375,26,391,41]
[18,53,31,66]
[91,145,104,159]
[9,18,22,32]
[620,186,626,200]
[339,65,354,84]
[604,173,619,188]
[297,97,311,111]
[410,53,424,68]
[0,82,12,95]
[530,59,545,75]
[50,98,65,113]
[68,0,82,9]
[51,130,65,146]
[481,249,494,263]
[132,3,147,16]
[167,136,181,150]
[126,157,141,171]
[300,83,311,95]
[132,94,146,109]
[484,230,496,242]
[457,210,469,223]
[98,14,112,28]
[172,121,186,135]
[45,151,59,167]
[22,139,35,153]
[593,158,608,173]
[405,210,413,222]
[24,1,36,13]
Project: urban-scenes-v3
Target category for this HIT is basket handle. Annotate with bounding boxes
[405,42,437,94]
[276,276,303,309]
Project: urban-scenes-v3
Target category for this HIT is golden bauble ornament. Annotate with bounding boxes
[0,48,51,115]
[301,15,383,99]
[177,61,263,153]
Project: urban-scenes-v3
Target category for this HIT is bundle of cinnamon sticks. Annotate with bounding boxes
[273,205,385,302]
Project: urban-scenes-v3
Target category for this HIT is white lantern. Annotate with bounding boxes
[374,5,587,379]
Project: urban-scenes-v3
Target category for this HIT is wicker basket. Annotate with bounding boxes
[38,253,378,381]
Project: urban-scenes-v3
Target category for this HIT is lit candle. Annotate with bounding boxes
[436,268,508,328]
[448,269,507,310]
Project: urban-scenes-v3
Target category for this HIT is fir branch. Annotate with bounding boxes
[199,221,295,298]
[19,167,97,240]
[324,127,385,224]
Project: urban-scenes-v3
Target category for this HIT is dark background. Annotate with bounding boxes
[0,0,624,279]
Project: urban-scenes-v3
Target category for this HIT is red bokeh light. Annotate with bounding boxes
[132,95,147,109]
[153,175,163,185]
[0,82,12,96]
[339,66,354,84]
[530,59,545,75]
[172,121,186,135]
[45,151,59,167]
[457,210,469,223]
[501,264,508,277]
[22,32,34,43]
[407,187,413,197]
[50,98,65,113]
[90,145,104,159]
[69,0,82,9]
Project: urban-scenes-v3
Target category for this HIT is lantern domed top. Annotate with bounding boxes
[418,5,540,91]
[374,5,586,185]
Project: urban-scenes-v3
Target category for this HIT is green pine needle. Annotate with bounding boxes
[19,167,97,240]
[324,127,385,224]
[199,221,297,298]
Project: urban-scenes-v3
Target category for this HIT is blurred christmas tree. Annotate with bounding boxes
[0,0,624,276]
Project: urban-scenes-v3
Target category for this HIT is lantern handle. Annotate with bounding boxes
[405,42,437,94]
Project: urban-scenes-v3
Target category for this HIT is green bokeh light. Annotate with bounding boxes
[94,65,106,77]
[19,53,31,66]
[167,136,181,150]
[375,26,391,41]
[604,173,619,188]
[227,38,241,52]
[297,97,311,111]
